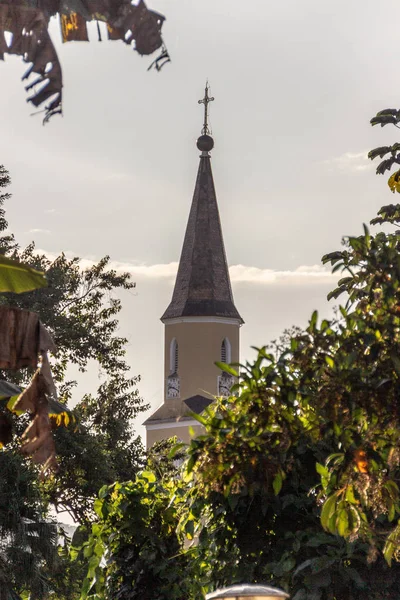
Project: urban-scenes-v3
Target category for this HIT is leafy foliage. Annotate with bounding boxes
[75,470,193,600]
[0,165,13,251]
[369,110,400,191]
[0,449,57,599]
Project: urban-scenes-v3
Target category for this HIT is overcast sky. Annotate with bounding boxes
[0,0,399,438]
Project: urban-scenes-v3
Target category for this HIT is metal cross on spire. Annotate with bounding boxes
[198,82,214,135]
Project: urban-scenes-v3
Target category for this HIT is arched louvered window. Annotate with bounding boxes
[221,337,231,365]
[221,339,227,363]
[170,338,178,374]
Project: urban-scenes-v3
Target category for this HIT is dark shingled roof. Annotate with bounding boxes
[161,155,243,322]
[183,394,213,414]
[143,395,212,425]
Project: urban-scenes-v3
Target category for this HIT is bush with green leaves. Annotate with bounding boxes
[75,468,193,600]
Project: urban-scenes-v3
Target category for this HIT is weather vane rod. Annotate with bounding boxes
[198,81,214,135]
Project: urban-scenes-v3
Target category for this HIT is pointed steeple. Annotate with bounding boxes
[162,84,243,323]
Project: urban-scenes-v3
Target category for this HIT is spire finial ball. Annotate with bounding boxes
[197,134,214,152]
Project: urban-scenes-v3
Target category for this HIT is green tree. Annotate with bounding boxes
[0,166,147,597]
[0,449,57,600]
[0,167,146,524]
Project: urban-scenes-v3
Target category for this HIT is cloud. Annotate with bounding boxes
[35,249,336,286]
[110,261,179,279]
[321,150,372,173]
[44,209,56,214]
[29,228,51,234]
[229,264,336,285]
[111,261,336,286]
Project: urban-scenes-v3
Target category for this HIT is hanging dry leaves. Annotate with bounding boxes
[0,305,61,477]
[15,369,58,479]
[0,305,56,369]
[0,0,169,123]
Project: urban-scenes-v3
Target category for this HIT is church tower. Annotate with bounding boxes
[144,85,243,447]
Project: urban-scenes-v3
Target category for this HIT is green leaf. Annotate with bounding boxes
[141,471,156,483]
[368,146,392,161]
[215,361,238,377]
[0,254,47,293]
[280,557,296,572]
[168,441,187,459]
[345,485,356,504]
[325,356,334,368]
[337,276,353,287]
[93,498,103,518]
[0,394,23,416]
[336,508,350,536]
[321,251,343,264]
[326,453,344,467]
[388,500,396,522]
[187,454,196,474]
[273,471,283,495]
[309,310,318,332]
[316,462,329,478]
[185,519,195,540]
[383,524,400,567]
[98,485,110,500]
[327,287,344,301]
[320,494,337,531]
[191,412,207,426]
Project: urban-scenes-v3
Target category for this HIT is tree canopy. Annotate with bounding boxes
[0,165,146,524]
[0,165,147,597]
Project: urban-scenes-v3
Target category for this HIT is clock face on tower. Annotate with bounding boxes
[218,374,235,397]
[167,375,180,399]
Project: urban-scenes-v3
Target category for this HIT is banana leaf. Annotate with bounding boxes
[0,380,73,426]
[0,255,47,293]
[0,381,21,398]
